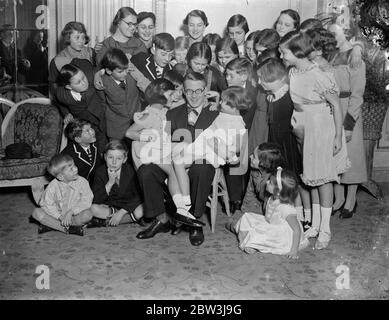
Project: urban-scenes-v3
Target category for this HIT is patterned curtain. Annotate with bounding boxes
[75,0,135,48]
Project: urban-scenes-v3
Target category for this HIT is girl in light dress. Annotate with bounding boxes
[278,31,349,250]
[234,167,309,259]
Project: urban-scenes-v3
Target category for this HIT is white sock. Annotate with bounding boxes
[182,195,191,210]
[320,206,332,234]
[172,194,183,208]
[295,206,304,222]
[304,209,312,223]
[312,204,321,230]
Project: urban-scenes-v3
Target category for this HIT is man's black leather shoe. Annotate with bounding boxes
[172,212,205,227]
[189,227,204,246]
[230,200,242,214]
[136,219,171,239]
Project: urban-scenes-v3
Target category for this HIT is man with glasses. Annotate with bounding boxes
[136,71,218,246]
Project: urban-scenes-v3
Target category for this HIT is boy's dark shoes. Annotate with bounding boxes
[86,217,108,228]
[29,215,40,225]
[67,225,85,236]
[136,219,171,239]
[38,224,54,234]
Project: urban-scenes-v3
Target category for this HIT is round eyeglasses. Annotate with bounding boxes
[184,88,205,96]
[121,20,138,28]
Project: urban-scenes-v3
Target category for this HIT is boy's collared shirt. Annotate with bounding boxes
[70,90,82,102]
[39,176,93,219]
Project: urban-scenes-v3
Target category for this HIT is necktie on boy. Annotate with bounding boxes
[86,147,93,163]
[188,108,199,127]
[155,66,163,78]
[119,80,126,90]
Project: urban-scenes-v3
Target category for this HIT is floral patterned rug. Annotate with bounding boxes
[0,185,388,300]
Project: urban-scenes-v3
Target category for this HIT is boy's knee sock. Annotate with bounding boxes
[320,206,332,234]
[304,208,312,223]
[295,206,304,222]
[312,204,321,230]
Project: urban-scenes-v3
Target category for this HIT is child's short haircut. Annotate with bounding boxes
[246,30,261,42]
[137,11,156,24]
[154,33,175,51]
[215,37,239,56]
[279,31,313,59]
[269,168,299,204]
[61,21,89,46]
[226,57,253,77]
[186,42,212,65]
[256,48,280,66]
[227,14,249,34]
[104,139,128,156]
[65,119,91,142]
[183,10,209,27]
[145,78,175,105]
[255,142,286,173]
[202,33,221,47]
[300,18,323,32]
[164,69,184,87]
[221,86,250,111]
[57,64,82,87]
[256,57,287,83]
[254,29,280,51]
[175,36,190,50]
[101,48,129,71]
[48,153,74,177]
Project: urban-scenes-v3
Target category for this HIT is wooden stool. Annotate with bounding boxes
[206,167,231,232]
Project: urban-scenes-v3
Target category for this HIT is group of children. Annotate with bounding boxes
[32,6,367,260]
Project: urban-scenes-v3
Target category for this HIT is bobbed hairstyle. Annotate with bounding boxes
[254,29,280,51]
[215,37,239,56]
[101,48,129,71]
[186,42,212,65]
[221,86,251,111]
[277,9,300,29]
[145,78,175,105]
[175,36,191,50]
[300,18,323,32]
[154,32,175,51]
[256,57,287,83]
[269,168,299,204]
[57,64,83,87]
[227,14,249,34]
[246,30,261,42]
[225,57,253,77]
[111,7,137,33]
[61,21,89,46]
[47,153,74,177]
[202,33,222,47]
[65,119,92,142]
[279,31,314,59]
[183,9,209,27]
[254,142,286,173]
[104,139,128,156]
[305,28,337,61]
[137,11,156,24]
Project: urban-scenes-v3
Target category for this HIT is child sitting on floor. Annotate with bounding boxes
[61,119,102,184]
[234,167,309,259]
[31,154,94,236]
[90,140,144,227]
